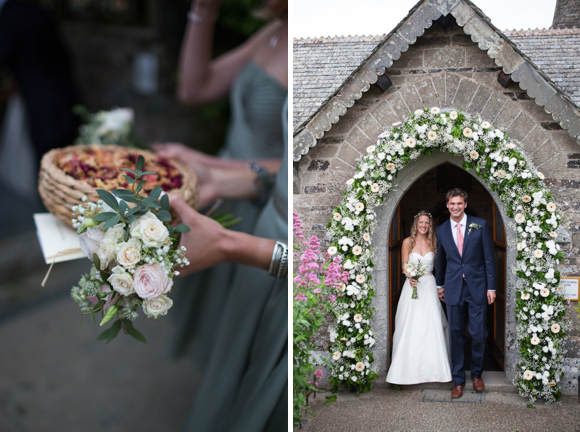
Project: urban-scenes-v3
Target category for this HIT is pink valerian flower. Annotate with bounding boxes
[314,369,324,380]
[294,293,307,302]
[313,288,321,294]
[328,293,336,303]
[295,235,322,287]
[293,211,305,239]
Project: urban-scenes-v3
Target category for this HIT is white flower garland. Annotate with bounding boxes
[326,107,567,402]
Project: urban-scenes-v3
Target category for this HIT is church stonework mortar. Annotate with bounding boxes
[294,16,580,394]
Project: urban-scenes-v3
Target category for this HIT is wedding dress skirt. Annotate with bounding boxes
[386,252,452,384]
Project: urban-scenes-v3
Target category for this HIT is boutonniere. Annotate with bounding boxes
[468,222,482,234]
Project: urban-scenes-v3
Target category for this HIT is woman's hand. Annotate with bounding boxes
[409,278,418,287]
[170,195,230,276]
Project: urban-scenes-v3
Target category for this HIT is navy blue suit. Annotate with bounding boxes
[436,215,496,386]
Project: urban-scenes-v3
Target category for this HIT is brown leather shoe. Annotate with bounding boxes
[472,376,484,392]
[451,385,464,399]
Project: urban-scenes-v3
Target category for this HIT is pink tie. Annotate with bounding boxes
[456,223,463,256]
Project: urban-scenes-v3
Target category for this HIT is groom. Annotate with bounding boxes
[435,188,496,399]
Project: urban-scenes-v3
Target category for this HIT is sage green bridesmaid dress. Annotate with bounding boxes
[184,98,288,430]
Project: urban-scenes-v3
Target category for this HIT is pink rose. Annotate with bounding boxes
[133,264,173,299]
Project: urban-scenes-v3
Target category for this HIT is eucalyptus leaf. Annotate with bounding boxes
[119,195,141,204]
[124,227,130,242]
[97,189,120,212]
[160,194,170,212]
[136,155,145,172]
[125,177,136,184]
[112,189,135,197]
[156,209,171,222]
[119,200,129,216]
[126,204,145,216]
[136,181,145,195]
[96,328,111,341]
[121,168,136,174]
[102,214,121,230]
[149,186,162,201]
[168,225,174,236]
[174,224,190,233]
[92,212,118,222]
[140,170,156,176]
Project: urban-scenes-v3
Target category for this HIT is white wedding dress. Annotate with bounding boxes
[386,251,452,384]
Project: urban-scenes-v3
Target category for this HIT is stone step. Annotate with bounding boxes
[373,371,516,393]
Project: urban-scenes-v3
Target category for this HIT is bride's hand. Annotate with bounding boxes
[438,287,444,301]
[409,278,418,287]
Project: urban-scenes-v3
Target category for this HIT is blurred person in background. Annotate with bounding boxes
[154,0,287,377]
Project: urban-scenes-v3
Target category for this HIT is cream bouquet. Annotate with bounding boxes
[403,261,427,300]
[70,155,189,343]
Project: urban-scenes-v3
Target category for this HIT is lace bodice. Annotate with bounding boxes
[408,251,435,273]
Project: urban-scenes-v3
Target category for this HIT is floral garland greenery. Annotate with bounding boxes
[325,107,567,402]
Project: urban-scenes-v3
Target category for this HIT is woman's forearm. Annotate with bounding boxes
[221,229,277,271]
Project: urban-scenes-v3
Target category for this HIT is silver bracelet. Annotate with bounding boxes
[268,241,287,279]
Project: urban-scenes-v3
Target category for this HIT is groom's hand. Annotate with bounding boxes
[437,287,444,301]
[487,290,496,304]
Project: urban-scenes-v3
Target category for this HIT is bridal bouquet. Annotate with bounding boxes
[403,261,427,299]
[70,155,190,343]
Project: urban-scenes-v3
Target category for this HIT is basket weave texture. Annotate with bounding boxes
[38,145,199,228]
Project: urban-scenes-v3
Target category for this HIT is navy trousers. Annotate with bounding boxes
[446,280,487,386]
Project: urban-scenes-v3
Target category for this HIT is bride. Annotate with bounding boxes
[386,211,452,385]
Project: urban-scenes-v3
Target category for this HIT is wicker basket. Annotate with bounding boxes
[38,145,199,228]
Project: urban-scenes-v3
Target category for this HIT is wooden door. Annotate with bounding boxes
[491,201,506,369]
[388,205,402,351]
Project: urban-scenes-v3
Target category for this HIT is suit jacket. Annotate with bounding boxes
[435,215,496,306]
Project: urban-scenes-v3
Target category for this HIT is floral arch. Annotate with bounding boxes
[325,107,566,402]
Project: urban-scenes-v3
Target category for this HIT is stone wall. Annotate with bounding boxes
[294,21,580,394]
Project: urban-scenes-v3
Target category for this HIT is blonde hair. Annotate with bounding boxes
[408,210,437,254]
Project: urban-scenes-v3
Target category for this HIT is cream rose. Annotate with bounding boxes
[332,352,341,360]
[333,213,342,221]
[430,107,440,114]
[537,172,545,180]
[547,203,556,212]
[96,238,117,270]
[355,203,365,212]
[346,178,354,186]
[427,131,437,141]
[540,288,550,297]
[481,121,491,129]
[133,263,173,299]
[79,226,104,260]
[515,213,525,224]
[463,127,473,137]
[104,222,125,243]
[337,283,346,292]
[470,151,479,160]
[522,195,531,203]
[107,266,135,296]
[523,370,534,380]
[352,246,362,255]
[549,231,558,238]
[521,292,530,300]
[143,294,173,318]
[130,211,169,248]
[356,274,366,284]
[414,109,423,116]
[406,138,416,148]
[386,163,396,171]
[116,238,142,269]
[449,111,458,119]
[363,233,371,242]
[496,169,506,179]
[328,246,338,255]
[551,323,560,333]
[355,362,365,371]
[531,336,540,345]
[534,249,544,258]
[354,314,363,322]
[371,183,379,192]
[367,145,376,153]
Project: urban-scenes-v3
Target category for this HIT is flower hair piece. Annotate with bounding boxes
[414,212,432,219]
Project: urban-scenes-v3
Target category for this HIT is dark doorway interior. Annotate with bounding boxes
[388,163,504,372]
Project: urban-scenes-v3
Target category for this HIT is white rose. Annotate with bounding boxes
[116,238,142,269]
[332,351,341,360]
[481,121,491,129]
[108,265,135,296]
[534,249,543,258]
[96,238,117,270]
[104,222,125,243]
[414,109,423,116]
[515,213,525,224]
[143,294,173,318]
[327,246,337,255]
[537,172,545,180]
[367,145,376,153]
[130,211,169,248]
[133,263,173,299]
[430,107,440,114]
[79,226,104,260]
